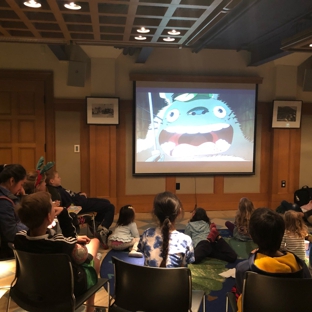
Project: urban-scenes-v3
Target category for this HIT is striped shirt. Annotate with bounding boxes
[280,232,306,260]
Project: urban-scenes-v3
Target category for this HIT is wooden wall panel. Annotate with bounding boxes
[89,125,116,202]
[0,70,54,168]
[0,148,12,163]
[18,147,36,172]
[53,97,310,213]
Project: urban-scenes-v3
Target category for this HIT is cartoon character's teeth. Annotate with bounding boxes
[166,123,229,134]
[160,142,176,155]
[215,139,231,152]
[170,139,231,157]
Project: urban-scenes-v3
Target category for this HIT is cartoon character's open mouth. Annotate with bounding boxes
[159,124,233,157]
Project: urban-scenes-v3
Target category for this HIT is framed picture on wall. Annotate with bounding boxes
[272,100,302,128]
[86,97,119,125]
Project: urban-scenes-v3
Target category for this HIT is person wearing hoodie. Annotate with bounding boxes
[235,207,311,312]
[184,207,237,264]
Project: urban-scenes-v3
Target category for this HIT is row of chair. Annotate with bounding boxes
[5,248,205,312]
[7,247,312,312]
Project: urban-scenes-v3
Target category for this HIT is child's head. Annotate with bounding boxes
[153,191,182,267]
[24,170,46,194]
[16,192,54,230]
[45,170,61,187]
[249,207,285,255]
[236,197,255,227]
[238,197,254,214]
[117,205,135,226]
[284,210,307,239]
[0,164,26,195]
[190,207,210,224]
[153,191,182,225]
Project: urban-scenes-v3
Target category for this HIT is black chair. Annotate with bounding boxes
[6,249,110,312]
[226,271,312,312]
[111,256,205,312]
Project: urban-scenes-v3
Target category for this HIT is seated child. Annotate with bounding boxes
[280,210,309,261]
[225,197,254,241]
[45,170,115,248]
[14,192,100,312]
[138,191,194,267]
[235,207,311,312]
[24,169,79,235]
[108,205,143,258]
[185,207,237,263]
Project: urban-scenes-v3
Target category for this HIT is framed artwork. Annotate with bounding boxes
[272,100,302,128]
[86,97,119,125]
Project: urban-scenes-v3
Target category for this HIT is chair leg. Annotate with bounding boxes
[92,215,96,235]
[6,294,11,312]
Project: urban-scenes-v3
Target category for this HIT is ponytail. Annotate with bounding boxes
[160,218,171,267]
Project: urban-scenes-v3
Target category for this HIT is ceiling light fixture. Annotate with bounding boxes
[23,0,41,8]
[309,43,312,47]
[137,27,150,34]
[135,35,146,40]
[168,30,180,36]
[163,37,175,42]
[64,2,81,10]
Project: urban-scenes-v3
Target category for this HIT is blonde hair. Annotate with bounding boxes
[235,197,255,229]
[284,210,308,239]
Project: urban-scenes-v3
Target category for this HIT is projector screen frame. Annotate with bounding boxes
[131,74,262,176]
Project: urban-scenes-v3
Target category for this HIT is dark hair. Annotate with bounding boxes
[249,207,285,255]
[16,192,52,229]
[153,191,182,267]
[0,164,26,184]
[24,170,46,194]
[190,207,210,224]
[116,205,135,226]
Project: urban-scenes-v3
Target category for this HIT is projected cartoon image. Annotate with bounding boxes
[136,93,253,162]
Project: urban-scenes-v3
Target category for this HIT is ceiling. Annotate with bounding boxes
[1,0,312,65]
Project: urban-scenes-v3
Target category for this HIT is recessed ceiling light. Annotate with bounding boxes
[168,30,180,36]
[137,27,150,34]
[163,37,175,42]
[23,0,41,8]
[64,2,81,10]
[309,43,312,47]
[135,35,146,40]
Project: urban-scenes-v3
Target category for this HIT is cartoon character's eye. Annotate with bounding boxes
[166,109,180,122]
[213,106,226,118]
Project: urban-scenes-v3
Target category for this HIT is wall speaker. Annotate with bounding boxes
[67,61,86,87]
[303,68,312,92]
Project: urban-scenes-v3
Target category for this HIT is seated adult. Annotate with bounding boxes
[235,208,311,312]
[0,164,28,258]
[45,170,115,248]
[14,192,100,312]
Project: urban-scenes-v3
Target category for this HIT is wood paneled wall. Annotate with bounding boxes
[53,98,311,212]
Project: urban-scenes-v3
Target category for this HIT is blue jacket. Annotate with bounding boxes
[184,220,210,248]
[0,186,27,243]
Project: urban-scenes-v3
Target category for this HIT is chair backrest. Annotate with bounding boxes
[112,256,192,312]
[242,271,312,312]
[10,249,75,312]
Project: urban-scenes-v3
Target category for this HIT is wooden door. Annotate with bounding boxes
[0,78,46,171]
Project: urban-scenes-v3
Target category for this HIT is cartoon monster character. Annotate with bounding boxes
[137,93,253,162]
